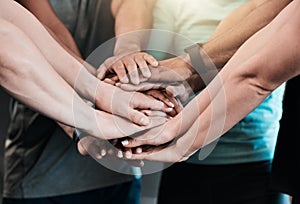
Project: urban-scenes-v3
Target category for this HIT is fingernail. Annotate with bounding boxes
[140,117,150,126]
[117,151,123,158]
[121,140,129,146]
[140,161,145,167]
[125,151,132,159]
[168,102,175,108]
[165,107,173,112]
[101,149,106,157]
[136,148,142,154]
[96,154,102,160]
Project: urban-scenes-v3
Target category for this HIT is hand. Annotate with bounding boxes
[77,136,144,167]
[97,52,158,85]
[116,81,194,104]
[95,82,173,126]
[119,94,203,148]
[147,54,195,83]
[144,89,183,117]
[122,113,218,163]
[86,109,167,140]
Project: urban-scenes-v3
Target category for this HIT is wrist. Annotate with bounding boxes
[94,82,116,112]
[74,68,100,102]
[114,36,141,56]
[180,53,196,75]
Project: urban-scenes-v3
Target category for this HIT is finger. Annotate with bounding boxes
[129,146,166,160]
[124,148,133,159]
[146,90,174,108]
[117,82,153,92]
[103,78,116,85]
[133,93,173,112]
[124,58,140,85]
[173,97,184,113]
[77,141,89,156]
[97,63,109,80]
[121,124,168,148]
[144,53,159,67]
[113,61,129,84]
[130,144,185,163]
[141,110,167,117]
[135,54,151,78]
[146,116,168,130]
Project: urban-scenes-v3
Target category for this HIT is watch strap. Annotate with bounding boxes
[184,43,209,74]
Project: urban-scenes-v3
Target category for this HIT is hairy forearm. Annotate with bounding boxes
[203,0,292,69]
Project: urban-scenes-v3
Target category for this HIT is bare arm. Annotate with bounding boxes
[0,19,94,131]
[204,0,293,68]
[0,0,169,126]
[125,0,300,162]
[112,0,156,54]
[97,0,158,84]
[145,0,292,90]
[16,0,81,57]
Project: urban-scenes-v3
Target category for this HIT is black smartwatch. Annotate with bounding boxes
[184,43,209,74]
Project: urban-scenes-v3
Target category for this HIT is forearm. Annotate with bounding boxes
[0,0,98,101]
[0,19,96,132]
[203,0,292,68]
[17,0,81,56]
[184,0,300,154]
[112,0,156,54]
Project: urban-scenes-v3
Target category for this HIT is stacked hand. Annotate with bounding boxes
[77,51,205,165]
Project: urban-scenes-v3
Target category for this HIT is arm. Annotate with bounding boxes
[0,0,169,126]
[0,18,167,140]
[97,0,159,84]
[204,0,293,68]
[16,0,81,57]
[126,0,300,162]
[145,0,292,90]
[16,0,91,136]
[0,18,94,131]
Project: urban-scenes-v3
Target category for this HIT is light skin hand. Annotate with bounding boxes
[95,82,173,126]
[120,86,207,148]
[116,80,194,104]
[144,89,183,117]
[97,52,159,85]
[125,0,300,163]
[77,136,144,167]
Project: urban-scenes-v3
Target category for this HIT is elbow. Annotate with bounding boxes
[238,69,275,98]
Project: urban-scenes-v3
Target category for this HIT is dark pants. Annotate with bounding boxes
[3,179,141,204]
[293,197,300,204]
[271,76,300,199]
[158,161,289,204]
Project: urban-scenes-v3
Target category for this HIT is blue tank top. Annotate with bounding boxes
[188,84,286,165]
